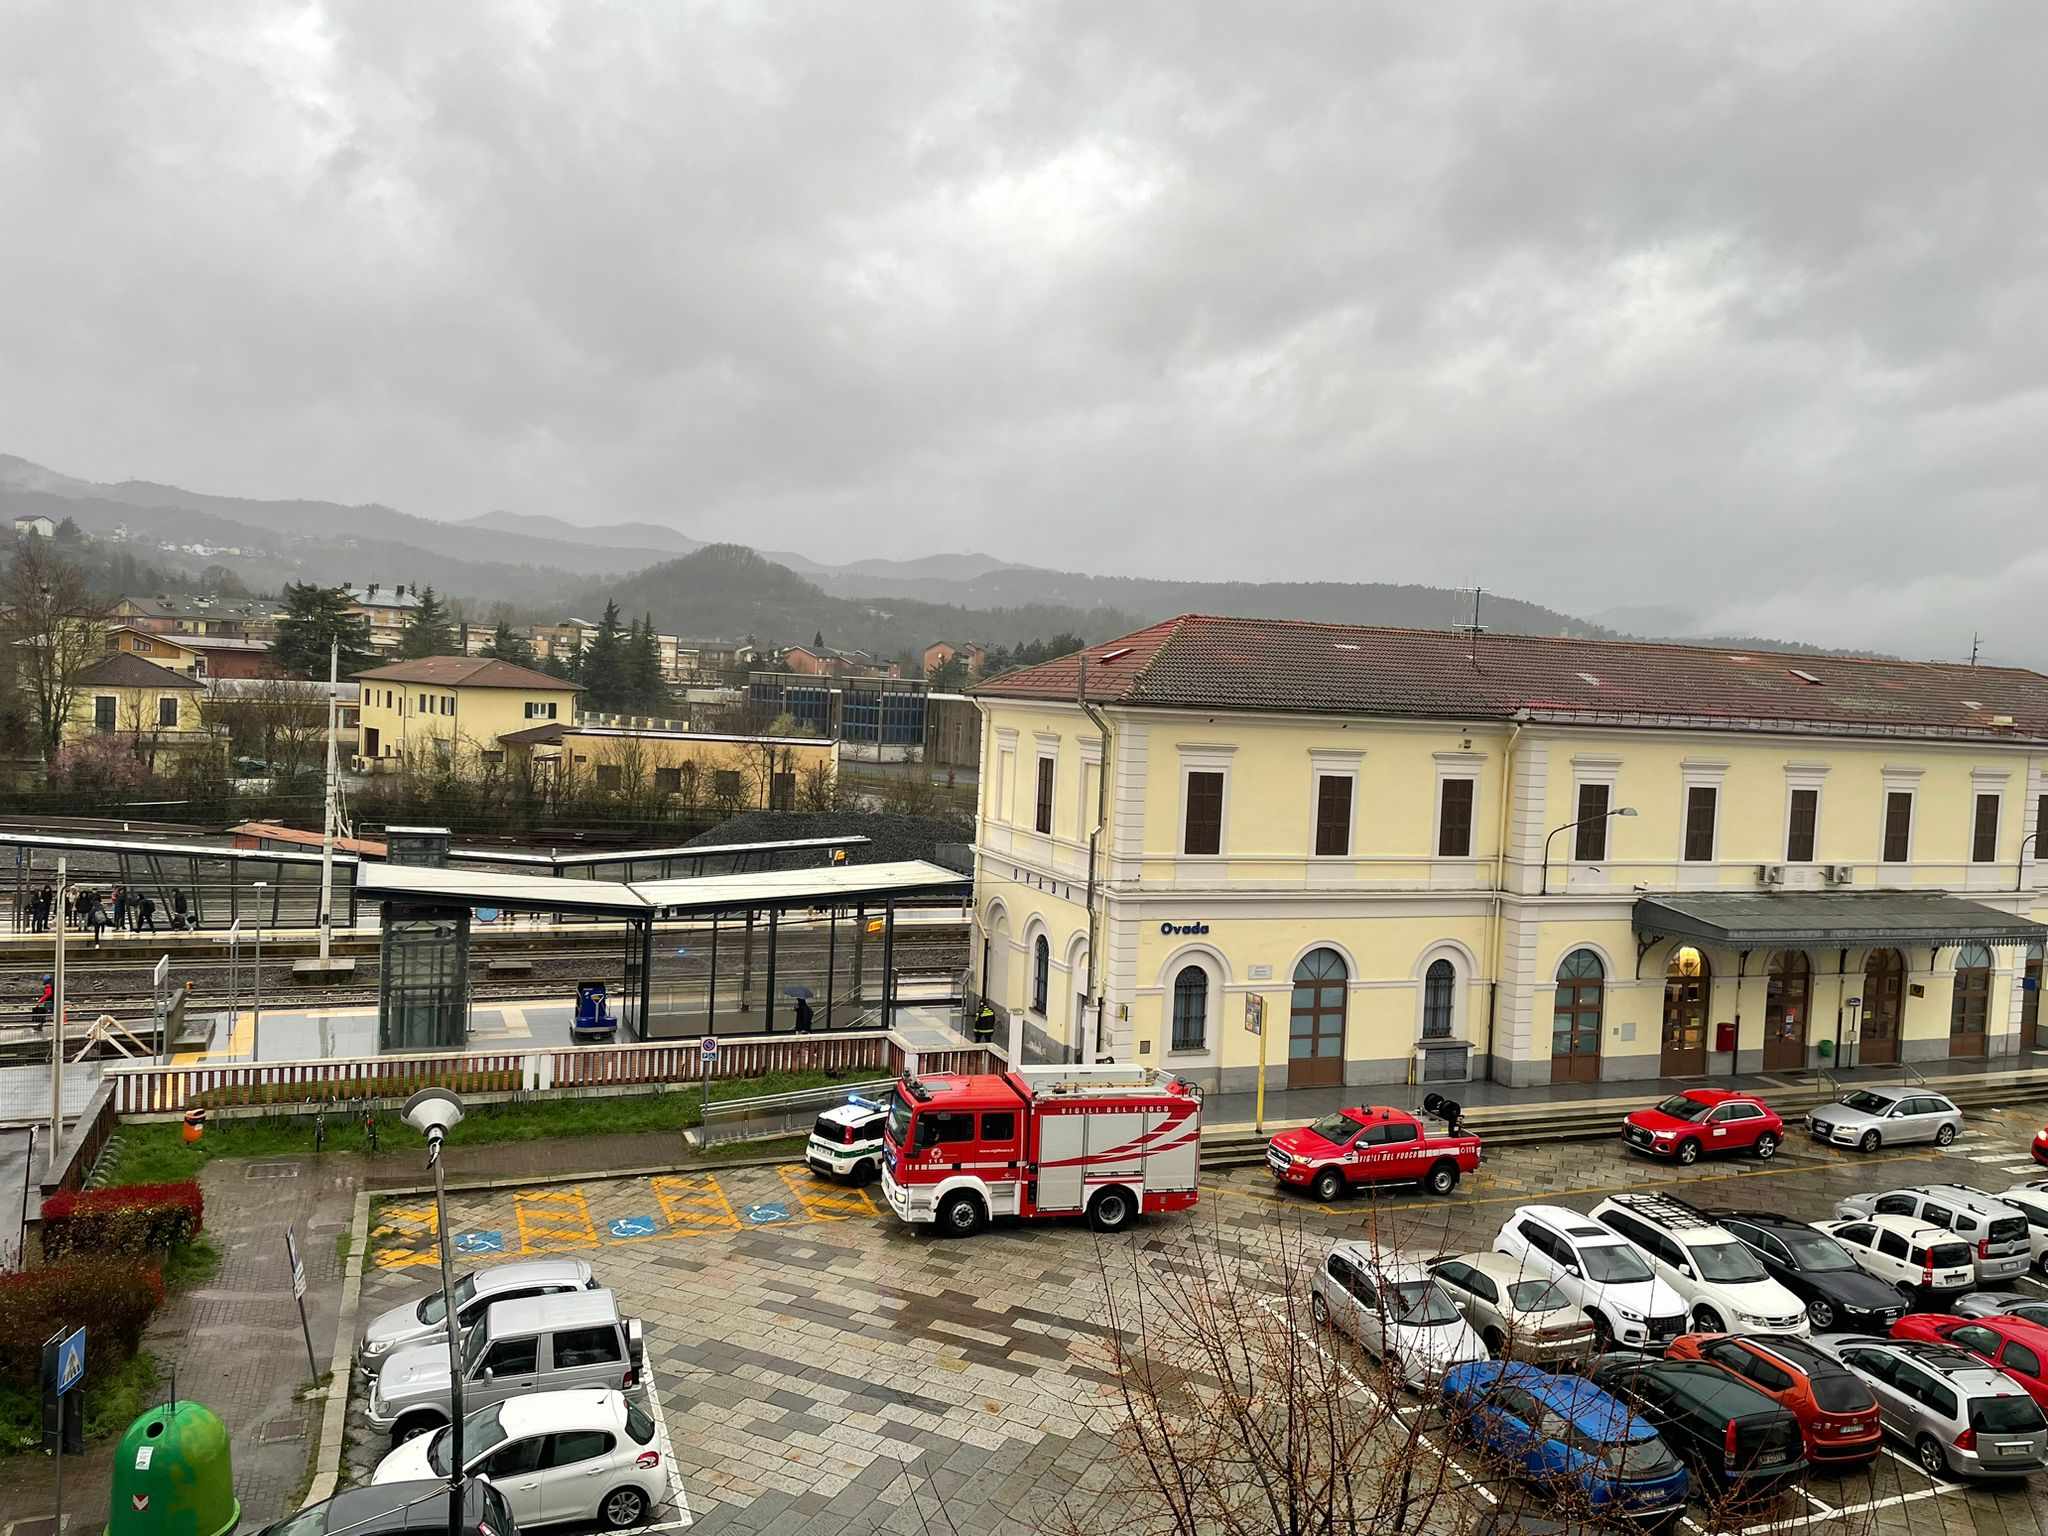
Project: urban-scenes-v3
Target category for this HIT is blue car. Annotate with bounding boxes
[1442,1360,1689,1522]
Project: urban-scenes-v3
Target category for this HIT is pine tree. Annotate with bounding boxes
[481,621,535,666]
[272,583,375,678]
[629,612,667,714]
[579,600,628,711]
[813,629,824,651]
[396,585,456,658]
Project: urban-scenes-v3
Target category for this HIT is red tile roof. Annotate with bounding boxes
[354,656,582,691]
[973,615,2048,742]
[75,653,203,690]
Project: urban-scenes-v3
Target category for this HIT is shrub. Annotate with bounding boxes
[41,1181,204,1259]
[0,1259,164,1390]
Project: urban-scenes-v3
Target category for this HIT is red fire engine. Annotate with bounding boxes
[880,1064,1202,1237]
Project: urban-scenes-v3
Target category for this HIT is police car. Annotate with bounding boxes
[807,1098,889,1182]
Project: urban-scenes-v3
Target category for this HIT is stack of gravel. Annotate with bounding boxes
[684,809,971,868]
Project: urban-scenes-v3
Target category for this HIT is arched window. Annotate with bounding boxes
[1422,959,1455,1039]
[1552,949,1604,1081]
[1171,966,1208,1052]
[1951,942,1993,1051]
[1031,935,1050,1016]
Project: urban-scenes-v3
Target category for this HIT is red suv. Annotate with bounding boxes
[1622,1089,1782,1165]
[1892,1314,2048,1409]
[1667,1333,1881,1466]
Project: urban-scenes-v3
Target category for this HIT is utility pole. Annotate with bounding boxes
[319,637,339,963]
[47,857,65,1178]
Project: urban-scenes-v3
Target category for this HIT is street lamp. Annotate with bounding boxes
[250,882,267,1062]
[403,1088,468,1536]
[1541,807,1638,895]
[2019,831,2041,894]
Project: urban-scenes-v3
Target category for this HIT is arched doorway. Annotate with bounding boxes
[984,912,1012,1014]
[1861,949,1905,1066]
[1551,949,1605,1085]
[2025,942,2044,1052]
[1950,944,1992,1058]
[1662,946,1710,1076]
[1763,951,1810,1071]
[1289,948,1348,1090]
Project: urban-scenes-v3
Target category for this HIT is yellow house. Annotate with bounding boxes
[353,656,581,773]
[64,653,213,760]
[498,723,834,810]
[971,616,2048,1093]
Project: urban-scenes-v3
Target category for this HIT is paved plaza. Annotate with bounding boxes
[335,1105,2048,1536]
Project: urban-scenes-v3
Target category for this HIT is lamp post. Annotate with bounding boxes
[403,1088,468,1536]
[250,882,267,1063]
[2019,831,2040,894]
[1541,807,1638,895]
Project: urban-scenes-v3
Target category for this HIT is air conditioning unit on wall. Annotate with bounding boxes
[1758,864,1787,887]
[1826,864,1856,884]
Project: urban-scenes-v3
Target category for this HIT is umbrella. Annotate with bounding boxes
[782,986,815,999]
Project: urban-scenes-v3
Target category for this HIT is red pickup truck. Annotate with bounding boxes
[1267,1096,1482,1200]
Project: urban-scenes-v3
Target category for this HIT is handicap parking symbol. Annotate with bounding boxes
[453,1230,505,1255]
[608,1215,657,1239]
[743,1202,790,1225]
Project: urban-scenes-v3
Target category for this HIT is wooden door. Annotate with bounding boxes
[1763,951,1810,1071]
[1861,949,1904,1066]
[1662,947,1710,1076]
[1551,949,1605,1085]
[1288,948,1347,1090]
[2026,946,2044,1050]
[1951,944,1991,1058]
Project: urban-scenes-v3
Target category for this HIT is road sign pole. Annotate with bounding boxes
[286,1227,318,1383]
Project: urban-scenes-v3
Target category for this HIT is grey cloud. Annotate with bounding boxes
[1,1,2043,662]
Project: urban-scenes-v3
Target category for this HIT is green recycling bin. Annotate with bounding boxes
[1817,1039,1834,1060]
[106,1400,239,1536]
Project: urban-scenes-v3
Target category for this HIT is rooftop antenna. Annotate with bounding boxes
[1456,586,1489,672]
[1970,633,1981,667]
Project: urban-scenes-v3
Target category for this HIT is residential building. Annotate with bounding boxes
[13,515,54,539]
[970,616,2048,1091]
[112,594,281,640]
[780,644,901,680]
[103,626,278,679]
[353,656,581,772]
[922,640,988,677]
[341,584,424,652]
[64,653,212,759]
[497,722,833,808]
[531,619,598,668]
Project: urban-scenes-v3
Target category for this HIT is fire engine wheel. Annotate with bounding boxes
[1312,1169,1346,1202]
[936,1192,985,1237]
[1425,1161,1459,1197]
[1088,1187,1136,1233]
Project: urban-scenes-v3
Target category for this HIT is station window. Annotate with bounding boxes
[1437,778,1475,858]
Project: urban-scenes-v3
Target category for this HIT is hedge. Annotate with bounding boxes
[41,1182,204,1259]
[0,1259,164,1390]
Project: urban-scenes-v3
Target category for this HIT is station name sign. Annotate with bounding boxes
[1160,921,1210,936]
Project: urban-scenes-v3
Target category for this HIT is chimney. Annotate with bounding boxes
[395,584,406,600]
[367,583,378,598]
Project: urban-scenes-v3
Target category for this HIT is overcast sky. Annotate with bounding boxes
[3,2,2044,662]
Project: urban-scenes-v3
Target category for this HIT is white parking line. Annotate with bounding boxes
[633,1350,694,1531]
[1970,1153,2034,1163]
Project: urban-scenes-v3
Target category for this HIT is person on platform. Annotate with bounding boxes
[137,893,158,933]
[172,888,190,930]
[794,995,815,1033]
[31,974,52,1024]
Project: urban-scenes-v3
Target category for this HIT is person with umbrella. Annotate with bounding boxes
[789,987,815,1033]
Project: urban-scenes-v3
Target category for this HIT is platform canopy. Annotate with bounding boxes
[353,861,648,917]
[634,859,968,916]
[1633,891,2048,949]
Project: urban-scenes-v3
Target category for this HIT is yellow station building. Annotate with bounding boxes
[970,616,2048,1092]
[354,656,581,772]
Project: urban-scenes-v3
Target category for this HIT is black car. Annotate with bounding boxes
[256,1479,518,1536]
[1586,1353,1807,1496]
[1708,1209,1909,1334]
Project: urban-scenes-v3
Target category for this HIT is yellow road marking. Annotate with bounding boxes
[652,1174,741,1233]
[370,1202,441,1269]
[778,1164,877,1222]
[515,1189,599,1253]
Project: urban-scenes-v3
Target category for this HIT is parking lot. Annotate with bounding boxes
[344,1104,2048,1535]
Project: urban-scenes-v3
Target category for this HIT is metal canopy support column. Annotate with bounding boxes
[881,904,897,1030]
[740,911,755,1016]
[852,903,866,1016]
[825,904,838,1030]
[764,909,780,1034]
[706,913,719,1037]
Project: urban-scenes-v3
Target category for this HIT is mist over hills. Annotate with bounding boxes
[2,451,1869,662]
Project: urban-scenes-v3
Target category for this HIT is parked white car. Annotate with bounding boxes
[1424,1251,1599,1363]
[1999,1183,2048,1275]
[1310,1243,1488,1390]
[1830,1185,2031,1286]
[1491,1204,1687,1351]
[1588,1193,1809,1336]
[356,1257,600,1379]
[373,1388,665,1531]
[1813,1215,1976,1305]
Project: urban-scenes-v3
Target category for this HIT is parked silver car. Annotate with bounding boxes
[1807,1089,1962,1153]
[1953,1293,2048,1326]
[356,1257,600,1378]
[1310,1244,1488,1389]
[1831,1185,2032,1286]
[1816,1335,2048,1478]
[367,1288,644,1444]
[1424,1252,1598,1363]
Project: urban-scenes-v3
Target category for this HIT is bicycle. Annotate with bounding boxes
[362,1101,380,1155]
[311,1097,326,1156]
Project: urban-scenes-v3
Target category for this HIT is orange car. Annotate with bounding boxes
[1667,1333,1882,1466]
